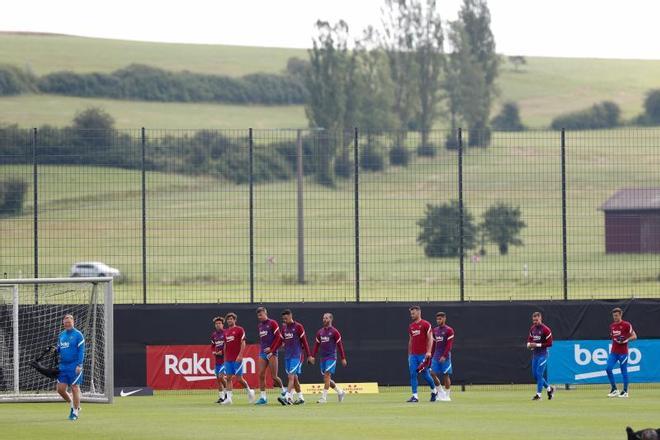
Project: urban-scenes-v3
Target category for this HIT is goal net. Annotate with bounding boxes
[0,277,113,403]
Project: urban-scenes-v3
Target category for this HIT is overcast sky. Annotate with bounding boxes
[1,0,659,59]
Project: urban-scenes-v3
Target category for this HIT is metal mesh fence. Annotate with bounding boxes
[1,127,659,303]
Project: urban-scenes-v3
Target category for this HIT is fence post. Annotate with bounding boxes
[561,129,568,300]
[458,128,465,302]
[248,128,255,303]
[141,128,147,304]
[32,128,38,304]
[296,129,305,284]
[354,128,361,303]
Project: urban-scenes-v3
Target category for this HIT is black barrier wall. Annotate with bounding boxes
[114,300,660,387]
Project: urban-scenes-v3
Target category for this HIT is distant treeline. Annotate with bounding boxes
[0,63,306,105]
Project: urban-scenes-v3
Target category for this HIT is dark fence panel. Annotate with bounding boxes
[113,300,660,387]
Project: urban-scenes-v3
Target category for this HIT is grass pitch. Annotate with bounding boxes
[0,388,658,439]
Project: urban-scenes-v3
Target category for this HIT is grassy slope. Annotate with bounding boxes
[1,33,660,128]
[0,389,658,440]
[2,129,659,303]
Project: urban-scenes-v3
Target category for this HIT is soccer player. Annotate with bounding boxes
[407,306,438,403]
[221,312,255,405]
[211,316,227,403]
[606,307,637,398]
[278,309,312,405]
[56,314,85,421]
[310,312,347,403]
[526,311,555,401]
[430,311,454,402]
[255,307,285,405]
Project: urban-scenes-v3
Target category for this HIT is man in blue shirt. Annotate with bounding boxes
[56,314,85,421]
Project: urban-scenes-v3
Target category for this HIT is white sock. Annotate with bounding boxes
[222,390,227,398]
[322,390,328,399]
[285,391,291,399]
[444,387,450,396]
[260,391,267,399]
[413,393,419,399]
[432,387,438,394]
[69,400,74,409]
[547,386,552,392]
[536,392,542,397]
[218,390,223,397]
[73,407,79,415]
[298,392,304,400]
[227,391,233,399]
[281,387,286,394]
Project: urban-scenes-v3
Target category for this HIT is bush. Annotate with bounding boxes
[0,65,38,96]
[492,102,525,131]
[643,89,660,125]
[72,107,116,148]
[468,122,491,147]
[38,64,306,105]
[444,133,459,150]
[389,144,410,166]
[334,154,353,178]
[480,203,526,255]
[0,178,28,217]
[416,143,438,157]
[551,101,621,130]
[417,201,477,258]
[360,141,385,171]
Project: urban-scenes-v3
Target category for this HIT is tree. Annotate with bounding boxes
[72,107,115,147]
[0,178,28,217]
[480,203,526,255]
[417,200,476,257]
[643,89,660,125]
[380,0,419,146]
[450,0,499,147]
[410,0,444,153]
[305,20,354,185]
[508,55,527,72]
[381,0,445,153]
[491,101,525,131]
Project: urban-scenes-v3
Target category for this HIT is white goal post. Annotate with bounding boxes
[0,277,113,403]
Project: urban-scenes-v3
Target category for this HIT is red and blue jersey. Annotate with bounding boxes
[210,330,225,365]
[313,326,346,361]
[258,318,282,354]
[527,323,553,356]
[432,324,455,360]
[223,325,245,362]
[408,319,432,355]
[610,320,634,355]
[282,321,311,360]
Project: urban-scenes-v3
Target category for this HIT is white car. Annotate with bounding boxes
[70,262,121,278]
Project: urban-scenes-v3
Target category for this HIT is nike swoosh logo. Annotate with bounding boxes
[120,389,143,397]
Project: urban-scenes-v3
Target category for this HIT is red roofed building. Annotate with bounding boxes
[601,188,660,253]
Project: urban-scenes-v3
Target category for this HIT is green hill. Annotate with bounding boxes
[1,32,660,128]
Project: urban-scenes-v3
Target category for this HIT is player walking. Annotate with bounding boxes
[211,316,227,403]
[430,312,454,402]
[221,313,255,405]
[255,307,285,405]
[407,306,438,403]
[606,307,637,398]
[56,314,85,421]
[278,309,312,405]
[526,311,555,401]
[310,313,347,403]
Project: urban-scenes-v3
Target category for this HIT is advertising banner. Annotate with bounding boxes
[548,340,660,384]
[146,344,272,390]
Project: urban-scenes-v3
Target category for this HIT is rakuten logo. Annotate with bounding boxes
[574,344,642,366]
[164,353,256,382]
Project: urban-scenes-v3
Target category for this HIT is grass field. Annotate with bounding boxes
[1,33,660,128]
[1,389,658,439]
[2,129,659,303]
[0,94,307,129]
